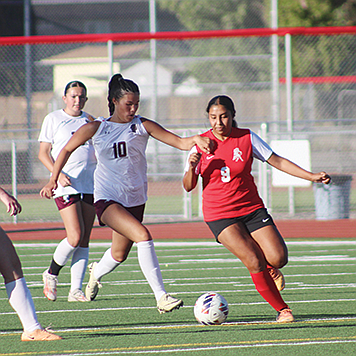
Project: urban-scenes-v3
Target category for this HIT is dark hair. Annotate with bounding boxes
[64,81,87,96]
[108,73,140,115]
[206,95,237,127]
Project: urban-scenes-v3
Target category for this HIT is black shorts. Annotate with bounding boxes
[206,208,275,243]
[94,200,145,226]
[55,193,94,211]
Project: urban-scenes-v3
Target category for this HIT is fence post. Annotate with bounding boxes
[259,123,270,210]
[107,39,113,80]
[182,130,192,220]
[11,140,18,224]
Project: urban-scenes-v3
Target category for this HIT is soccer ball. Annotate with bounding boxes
[194,292,229,325]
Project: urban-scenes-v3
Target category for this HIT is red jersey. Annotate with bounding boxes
[196,128,266,221]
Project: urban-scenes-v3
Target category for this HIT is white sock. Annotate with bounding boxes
[136,240,166,301]
[6,278,41,332]
[53,238,77,266]
[94,248,121,280]
[70,247,89,291]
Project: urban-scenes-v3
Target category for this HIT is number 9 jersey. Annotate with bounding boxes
[185,127,273,222]
[92,116,149,208]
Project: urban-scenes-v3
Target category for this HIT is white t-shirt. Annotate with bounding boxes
[38,109,97,198]
[91,115,149,207]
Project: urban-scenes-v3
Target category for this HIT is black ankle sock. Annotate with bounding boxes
[48,259,63,276]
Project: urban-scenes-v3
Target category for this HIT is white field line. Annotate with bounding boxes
[0,297,354,317]
[5,339,356,355]
[1,315,356,335]
[13,240,356,249]
[1,318,356,356]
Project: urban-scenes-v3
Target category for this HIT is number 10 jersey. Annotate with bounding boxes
[92,116,149,208]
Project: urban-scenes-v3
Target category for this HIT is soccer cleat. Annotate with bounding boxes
[42,269,58,301]
[21,328,62,341]
[157,293,183,314]
[85,262,102,301]
[268,267,285,291]
[276,308,295,323]
[68,288,89,302]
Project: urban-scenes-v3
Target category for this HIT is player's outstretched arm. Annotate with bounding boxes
[40,121,100,199]
[0,187,22,216]
[183,152,201,192]
[267,153,331,184]
[141,118,213,153]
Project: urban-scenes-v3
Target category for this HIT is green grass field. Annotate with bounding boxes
[0,238,355,355]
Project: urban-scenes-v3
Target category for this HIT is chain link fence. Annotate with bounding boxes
[1,28,356,223]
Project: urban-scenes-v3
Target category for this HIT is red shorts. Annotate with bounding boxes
[94,200,145,226]
[55,194,94,211]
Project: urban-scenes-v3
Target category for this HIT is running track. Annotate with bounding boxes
[3,219,356,240]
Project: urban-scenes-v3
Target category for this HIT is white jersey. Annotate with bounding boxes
[92,115,149,207]
[38,109,96,198]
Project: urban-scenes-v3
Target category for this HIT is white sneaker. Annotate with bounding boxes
[85,262,102,301]
[42,270,58,301]
[276,308,295,323]
[21,328,62,341]
[157,293,183,314]
[68,289,89,302]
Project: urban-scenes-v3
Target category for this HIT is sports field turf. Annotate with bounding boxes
[0,238,355,355]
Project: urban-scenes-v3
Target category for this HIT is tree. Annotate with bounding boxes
[158,0,267,30]
[279,0,356,27]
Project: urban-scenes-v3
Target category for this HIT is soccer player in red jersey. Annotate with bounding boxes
[183,95,331,322]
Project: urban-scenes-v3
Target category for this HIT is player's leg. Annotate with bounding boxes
[43,200,83,301]
[251,225,288,269]
[0,227,62,340]
[101,203,166,299]
[0,227,23,283]
[69,200,95,302]
[218,222,293,322]
[251,225,288,291]
[85,230,132,301]
[96,203,182,312]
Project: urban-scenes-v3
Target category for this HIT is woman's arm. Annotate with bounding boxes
[0,187,22,216]
[40,121,100,198]
[183,152,201,192]
[267,153,331,184]
[142,118,213,153]
[38,142,71,187]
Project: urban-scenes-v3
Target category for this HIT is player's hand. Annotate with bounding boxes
[40,180,57,199]
[0,191,22,216]
[188,152,202,169]
[58,173,71,188]
[195,136,214,154]
[312,172,331,184]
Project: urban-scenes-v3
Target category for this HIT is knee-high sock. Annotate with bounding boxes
[137,240,166,301]
[50,238,77,276]
[6,278,41,332]
[250,268,288,312]
[70,247,89,291]
[94,248,121,281]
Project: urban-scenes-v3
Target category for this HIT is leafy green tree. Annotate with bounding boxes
[279,0,356,27]
[158,0,267,30]
[158,0,356,82]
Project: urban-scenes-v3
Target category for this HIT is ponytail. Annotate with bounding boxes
[107,74,140,115]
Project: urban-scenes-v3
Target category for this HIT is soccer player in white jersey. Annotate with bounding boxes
[40,73,213,314]
[0,186,62,341]
[38,81,97,302]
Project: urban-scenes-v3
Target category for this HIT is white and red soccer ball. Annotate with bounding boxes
[194,292,229,325]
